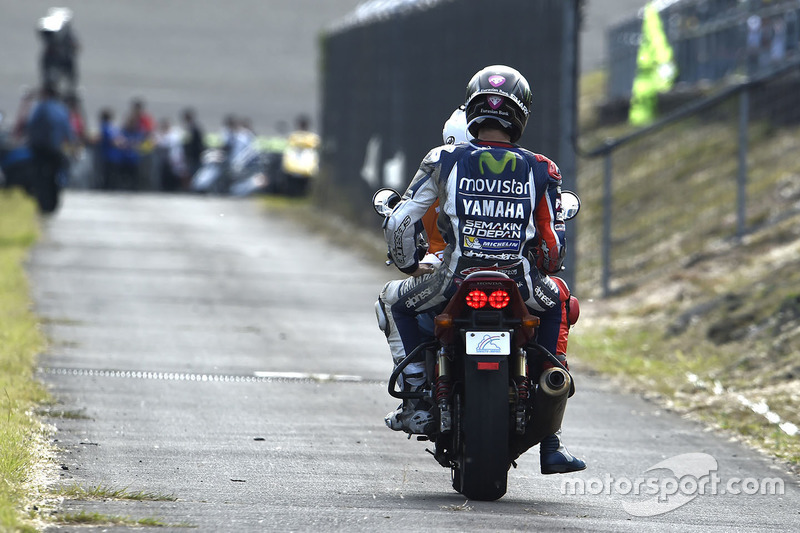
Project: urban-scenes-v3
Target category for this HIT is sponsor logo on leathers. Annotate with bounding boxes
[459,176,530,195]
[459,261,523,279]
[393,216,411,263]
[463,235,518,252]
[478,152,518,175]
[462,199,526,219]
[405,286,434,308]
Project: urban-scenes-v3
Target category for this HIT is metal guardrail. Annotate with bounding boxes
[579,57,800,297]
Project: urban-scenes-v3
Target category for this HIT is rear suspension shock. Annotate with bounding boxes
[513,348,528,434]
[435,347,452,432]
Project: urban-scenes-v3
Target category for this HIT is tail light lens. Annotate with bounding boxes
[465,289,511,309]
[465,290,488,309]
[488,290,510,309]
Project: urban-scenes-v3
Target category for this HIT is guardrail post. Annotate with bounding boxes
[737,87,749,240]
[602,151,613,297]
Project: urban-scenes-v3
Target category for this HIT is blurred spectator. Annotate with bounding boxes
[155,118,186,192]
[221,114,256,160]
[119,115,144,190]
[65,93,87,146]
[37,7,80,95]
[769,16,787,66]
[126,98,155,140]
[182,108,205,182]
[240,117,256,138]
[12,88,37,142]
[64,93,93,188]
[745,15,763,76]
[98,108,123,190]
[281,114,320,196]
[26,83,74,210]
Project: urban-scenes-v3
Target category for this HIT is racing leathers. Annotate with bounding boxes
[378,139,567,389]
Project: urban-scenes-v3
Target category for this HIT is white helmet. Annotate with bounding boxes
[442,106,468,145]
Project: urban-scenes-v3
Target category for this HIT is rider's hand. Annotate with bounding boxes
[411,264,435,277]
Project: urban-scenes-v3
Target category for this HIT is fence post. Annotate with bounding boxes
[602,150,613,297]
[737,87,749,239]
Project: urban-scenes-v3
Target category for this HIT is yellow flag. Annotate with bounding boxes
[629,2,677,125]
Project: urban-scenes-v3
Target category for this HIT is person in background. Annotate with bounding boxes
[280,114,320,195]
[128,98,155,137]
[37,7,79,94]
[182,108,205,184]
[155,118,186,192]
[118,115,144,190]
[65,93,87,146]
[97,108,123,190]
[12,88,37,143]
[220,114,252,161]
[26,83,74,211]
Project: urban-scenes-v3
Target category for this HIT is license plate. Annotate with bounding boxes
[465,331,511,355]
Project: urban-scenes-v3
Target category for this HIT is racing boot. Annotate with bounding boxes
[384,361,435,434]
[384,401,435,435]
[539,429,586,474]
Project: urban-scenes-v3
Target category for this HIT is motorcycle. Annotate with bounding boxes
[373,187,581,501]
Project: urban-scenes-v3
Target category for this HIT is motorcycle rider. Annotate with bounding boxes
[376,65,585,474]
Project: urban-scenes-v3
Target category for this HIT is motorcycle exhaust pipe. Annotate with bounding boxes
[539,367,571,397]
[510,367,571,458]
[530,367,571,440]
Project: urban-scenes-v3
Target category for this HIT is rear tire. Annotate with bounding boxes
[454,357,509,501]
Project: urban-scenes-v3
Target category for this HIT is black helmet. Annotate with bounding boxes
[464,65,532,143]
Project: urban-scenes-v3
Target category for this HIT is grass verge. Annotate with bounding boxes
[50,483,177,502]
[0,189,51,532]
[52,510,193,528]
[570,210,800,470]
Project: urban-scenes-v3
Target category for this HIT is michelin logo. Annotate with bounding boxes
[463,236,519,252]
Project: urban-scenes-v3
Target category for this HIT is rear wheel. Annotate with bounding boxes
[453,357,509,501]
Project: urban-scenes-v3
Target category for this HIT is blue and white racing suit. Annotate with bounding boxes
[377,139,567,387]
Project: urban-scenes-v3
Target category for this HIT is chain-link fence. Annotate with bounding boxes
[318,0,580,225]
[578,59,800,297]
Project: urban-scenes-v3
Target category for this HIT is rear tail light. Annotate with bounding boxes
[465,289,511,309]
[465,290,488,309]
[488,290,510,309]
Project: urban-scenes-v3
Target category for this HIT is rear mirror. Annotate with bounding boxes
[372,188,401,218]
[562,190,581,220]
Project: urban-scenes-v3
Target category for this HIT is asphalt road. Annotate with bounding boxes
[30,191,799,532]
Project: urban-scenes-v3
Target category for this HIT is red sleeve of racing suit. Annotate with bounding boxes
[533,154,565,274]
[384,147,443,274]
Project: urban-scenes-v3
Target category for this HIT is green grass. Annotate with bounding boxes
[569,208,800,467]
[0,189,50,532]
[566,70,800,469]
[50,483,177,502]
[53,510,194,528]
